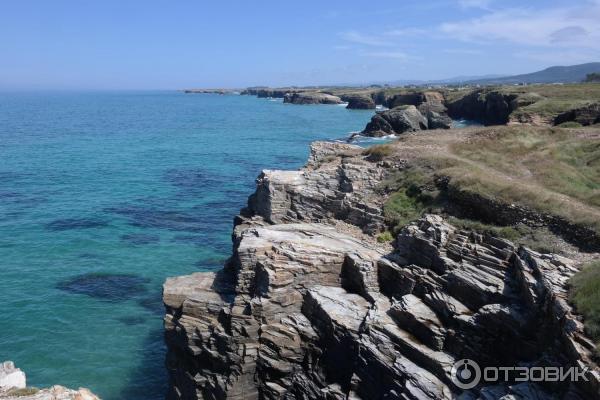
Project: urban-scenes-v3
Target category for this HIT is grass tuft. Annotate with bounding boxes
[569,261,600,353]
[363,144,394,161]
[376,231,394,243]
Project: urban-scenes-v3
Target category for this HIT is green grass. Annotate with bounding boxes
[381,167,443,232]
[556,121,583,128]
[446,217,564,253]
[569,261,600,353]
[383,190,427,232]
[446,216,522,241]
[369,125,600,240]
[445,126,600,231]
[446,83,600,121]
[376,231,394,243]
[514,99,592,118]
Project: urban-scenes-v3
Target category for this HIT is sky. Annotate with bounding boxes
[1,0,599,90]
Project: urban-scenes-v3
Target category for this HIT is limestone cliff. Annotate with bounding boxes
[163,142,599,400]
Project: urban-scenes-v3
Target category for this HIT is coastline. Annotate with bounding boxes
[162,138,600,399]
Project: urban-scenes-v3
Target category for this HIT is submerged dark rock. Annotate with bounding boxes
[138,294,165,314]
[106,205,205,232]
[117,315,147,326]
[163,168,221,194]
[45,218,109,231]
[120,233,161,245]
[57,272,150,301]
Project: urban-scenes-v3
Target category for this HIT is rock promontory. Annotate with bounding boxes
[362,105,429,136]
[283,92,343,105]
[341,94,376,110]
[163,140,600,400]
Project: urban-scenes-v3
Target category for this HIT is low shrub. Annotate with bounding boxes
[376,231,394,243]
[569,261,600,353]
[363,144,393,161]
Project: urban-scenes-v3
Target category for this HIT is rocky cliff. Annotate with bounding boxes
[163,141,600,399]
[283,92,343,105]
[0,362,99,400]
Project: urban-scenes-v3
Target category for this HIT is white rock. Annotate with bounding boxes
[0,361,26,390]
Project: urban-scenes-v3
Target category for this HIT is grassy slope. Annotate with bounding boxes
[508,84,600,118]
[444,83,600,120]
[370,125,600,237]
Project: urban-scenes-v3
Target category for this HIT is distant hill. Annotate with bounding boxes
[464,62,600,85]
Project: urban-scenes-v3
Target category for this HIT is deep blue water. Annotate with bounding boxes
[0,92,374,399]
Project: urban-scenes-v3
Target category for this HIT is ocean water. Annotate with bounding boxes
[0,91,374,399]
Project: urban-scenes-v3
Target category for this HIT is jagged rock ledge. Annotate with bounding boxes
[163,141,599,399]
[0,361,99,400]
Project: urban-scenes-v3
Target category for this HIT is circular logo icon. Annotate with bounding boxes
[451,359,481,390]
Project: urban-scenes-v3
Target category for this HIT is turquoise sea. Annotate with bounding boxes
[0,92,374,399]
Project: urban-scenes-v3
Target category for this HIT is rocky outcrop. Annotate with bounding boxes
[246,142,387,234]
[555,103,600,126]
[385,91,446,111]
[425,110,452,129]
[241,88,300,98]
[163,142,600,400]
[184,89,236,95]
[360,91,452,137]
[0,362,25,391]
[362,105,428,137]
[0,362,98,400]
[342,95,376,110]
[283,92,343,105]
[446,89,548,126]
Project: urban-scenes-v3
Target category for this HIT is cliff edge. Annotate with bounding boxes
[163,140,599,399]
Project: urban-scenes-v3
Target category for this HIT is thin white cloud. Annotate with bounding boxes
[443,48,483,55]
[385,28,427,37]
[360,51,417,60]
[338,31,391,47]
[440,4,600,48]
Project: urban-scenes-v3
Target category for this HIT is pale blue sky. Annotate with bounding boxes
[1,0,599,89]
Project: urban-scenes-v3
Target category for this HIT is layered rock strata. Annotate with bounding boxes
[164,142,599,400]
